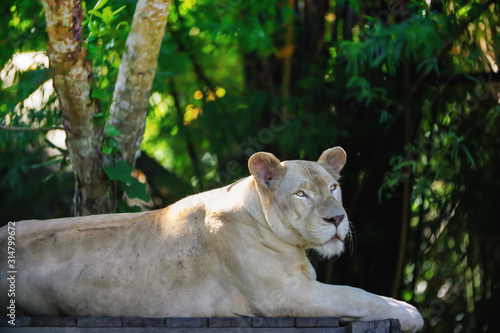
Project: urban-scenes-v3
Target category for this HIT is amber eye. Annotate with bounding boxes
[330,184,338,191]
[295,190,305,197]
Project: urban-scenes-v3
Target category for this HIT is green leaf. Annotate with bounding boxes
[122,177,149,202]
[109,139,120,149]
[461,145,476,170]
[42,163,70,183]
[92,112,106,120]
[116,21,130,31]
[378,109,393,124]
[92,0,109,11]
[103,161,148,201]
[417,57,439,75]
[103,161,149,201]
[456,3,472,17]
[102,145,112,154]
[170,125,179,136]
[105,126,120,137]
[119,201,142,213]
[87,9,103,18]
[91,87,109,102]
[101,7,115,24]
[113,5,127,16]
[30,158,64,169]
[44,138,67,154]
[103,160,133,183]
[88,43,101,57]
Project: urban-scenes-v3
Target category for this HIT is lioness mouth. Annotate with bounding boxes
[328,234,343,243]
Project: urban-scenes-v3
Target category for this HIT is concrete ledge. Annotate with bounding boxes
[0,317,401,332]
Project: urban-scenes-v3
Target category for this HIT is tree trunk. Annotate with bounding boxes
[41,0,115,216]
[108,0,172,167]
[42,0,172,215]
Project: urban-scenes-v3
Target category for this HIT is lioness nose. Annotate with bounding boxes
[323,214,344,227]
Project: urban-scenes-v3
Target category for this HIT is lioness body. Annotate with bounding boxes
[1,178,304,317]
[0,148,423,332]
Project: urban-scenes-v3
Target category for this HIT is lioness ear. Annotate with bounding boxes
[318,147,347,178]
[248,152,284,188]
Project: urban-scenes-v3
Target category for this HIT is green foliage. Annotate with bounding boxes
[84,0,132,113]
[1,1,65,203]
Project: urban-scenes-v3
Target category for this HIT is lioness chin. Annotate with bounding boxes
[0,147,423,332]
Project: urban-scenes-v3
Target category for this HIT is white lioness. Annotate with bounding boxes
[0,147,423,332]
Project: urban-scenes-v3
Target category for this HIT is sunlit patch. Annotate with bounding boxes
[184,104,202,124]
[189,27,200,36]
[325,13,336,22]
[194,90,204,100]
[132,169,147,184]
[276,45,294,59]
[415,280,428,295]
[437,281,451,299]
[1,51,49,88]
[45,129,67,156]
[1,52,55,127]
[206,91,216,101]
[215,87,226,98]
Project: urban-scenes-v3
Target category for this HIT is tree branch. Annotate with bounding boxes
[0,125,64,131]
[108,0,172,167]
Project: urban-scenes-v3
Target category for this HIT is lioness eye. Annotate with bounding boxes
[295,190,305,197]
[330,184,338,191]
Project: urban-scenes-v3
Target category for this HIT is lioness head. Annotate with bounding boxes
[248,147,349,258]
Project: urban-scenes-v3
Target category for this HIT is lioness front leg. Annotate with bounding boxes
[286,280,424,333]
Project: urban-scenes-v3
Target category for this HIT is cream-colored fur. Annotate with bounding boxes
[0,147,423,332]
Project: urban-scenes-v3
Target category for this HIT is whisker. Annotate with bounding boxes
[346,220,355,256]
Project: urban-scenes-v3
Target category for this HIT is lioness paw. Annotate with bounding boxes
[384,298,424,333]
